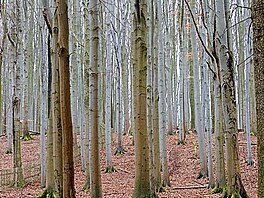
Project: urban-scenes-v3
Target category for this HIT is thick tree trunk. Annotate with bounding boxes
[132,1,153,197]
[51,11,63,197]
[252,0,264,197]
[57,0,75,196]
[220,46,248,198]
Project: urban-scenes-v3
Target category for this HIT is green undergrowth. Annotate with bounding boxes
[21,133,33,141]
[11,180,25,188]
[105,166,117,173]
[158,186,166,193]
[177,140,186,145]
[37,189,56,198]
[82,180,90,192]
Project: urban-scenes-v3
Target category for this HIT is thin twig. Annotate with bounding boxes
[237,54,253,67]
[7,33,15,47]
[184,0,216,77]
[117,168,131,174]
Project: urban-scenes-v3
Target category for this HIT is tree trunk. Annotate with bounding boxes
[57,0,75,196]
[190,0,207,177]
[105,0,114,172]
[252,0,264,196]
[216,0,248,195]
[10,0,24,187]
[89,0,102,197]
[132,1,153,197]
[51,10,63,197]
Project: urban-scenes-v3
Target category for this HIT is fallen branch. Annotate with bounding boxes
[171,185,207,190]
[117,168,131,174]
[104,192,126,196]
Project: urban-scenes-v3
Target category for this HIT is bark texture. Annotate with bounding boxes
[57,0,75,197]
[89,0,102,197]
[252,0,264,197]
[132,1,153,197]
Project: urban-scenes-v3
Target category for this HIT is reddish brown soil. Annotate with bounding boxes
[0,132,257,198]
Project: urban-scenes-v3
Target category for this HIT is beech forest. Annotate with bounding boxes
[0,0,264,197]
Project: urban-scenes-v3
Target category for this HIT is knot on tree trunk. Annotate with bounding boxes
[12,96,20,107]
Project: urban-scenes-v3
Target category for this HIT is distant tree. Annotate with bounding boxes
[157,0,170,187]
[252,0,264,197]
[0,0,7,138]
[189,0,207,178]
[104,0,114,173]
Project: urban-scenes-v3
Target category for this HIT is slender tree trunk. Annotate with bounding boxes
[157,0,170,187]
[190,0,207,177]
[10,0,24,187]
[89,0,102,196]
[105,1,114,172]
[0,0,8,138]
[82,0,91,190]
[153,2,162,190]
[45,35,55,194]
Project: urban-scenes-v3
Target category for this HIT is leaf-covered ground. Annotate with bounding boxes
[0,132,257,198]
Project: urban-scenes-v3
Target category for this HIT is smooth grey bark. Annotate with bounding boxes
[88,0,102,196]
[105,0,114,172]
[157,0,170,187]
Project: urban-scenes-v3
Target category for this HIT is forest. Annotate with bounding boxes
[0,0,263,197]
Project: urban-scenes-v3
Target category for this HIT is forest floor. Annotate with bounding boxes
[0,131,257,198]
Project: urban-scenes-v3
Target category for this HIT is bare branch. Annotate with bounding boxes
[43,8,52,35]
[237,54,253,67]
[184,0,216,76]
[7,33,15,47]
[231,3,251,11]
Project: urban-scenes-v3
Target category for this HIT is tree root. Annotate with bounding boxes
[114,146,126,155]
[6,149,12,154]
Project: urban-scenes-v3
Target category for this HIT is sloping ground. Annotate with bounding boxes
[0,132,257,198]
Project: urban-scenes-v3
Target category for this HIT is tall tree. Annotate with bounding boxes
[252,0,264,196]
[157,0,170,187]
[82,0,91,191]
[57,0,75,196]
[216,0,247,196]
[9,0,24,187]
[104,0,114,173]
[89,0,102,196]
[132,1,153,197]
[190,0,207,178]
[0,0,7,141]
[52,10,63,198]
